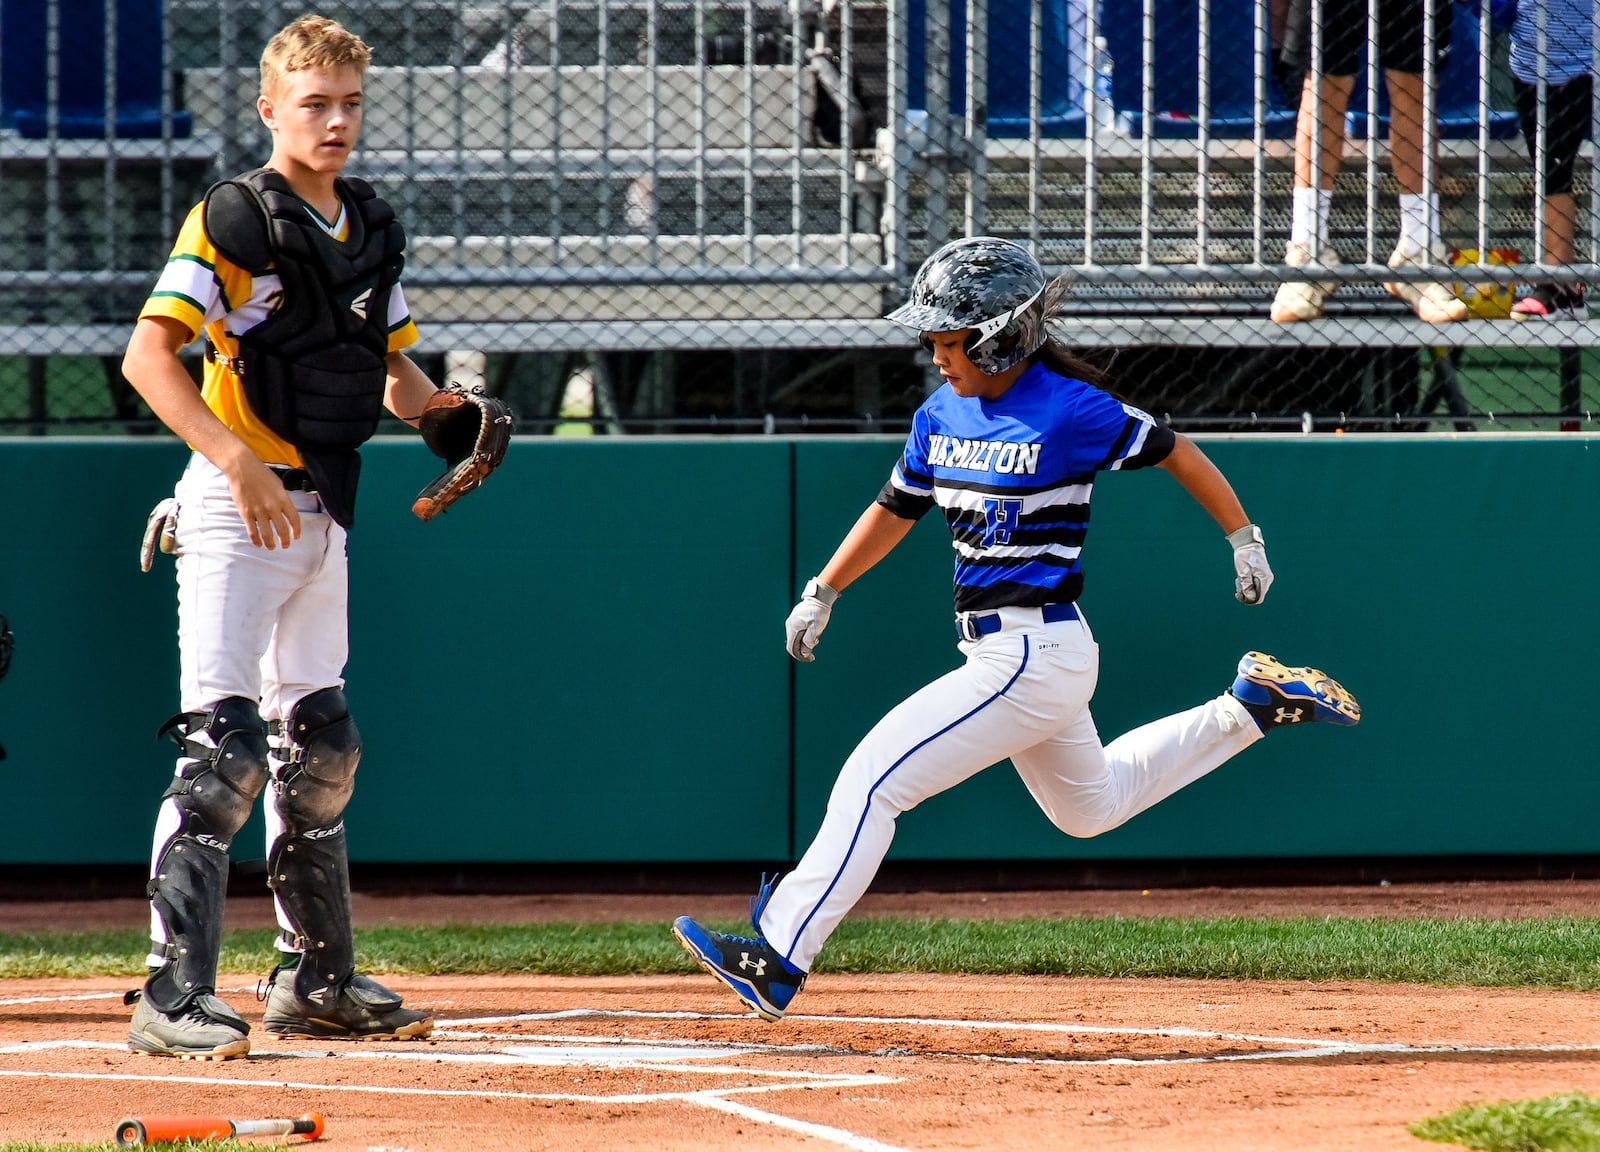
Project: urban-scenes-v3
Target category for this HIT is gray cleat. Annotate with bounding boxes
[127,991,250,1060]
[260,967,432,1040]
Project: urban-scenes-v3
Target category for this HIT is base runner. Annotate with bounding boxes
[673,237,1361,1021]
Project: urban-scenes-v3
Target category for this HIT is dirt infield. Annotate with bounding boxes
[4,881,1600,1151]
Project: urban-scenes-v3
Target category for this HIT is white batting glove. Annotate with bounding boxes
[1228,524,1273,605]
[785,578,840,662]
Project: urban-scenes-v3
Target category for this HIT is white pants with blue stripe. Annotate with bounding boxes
[759,608,1262,971]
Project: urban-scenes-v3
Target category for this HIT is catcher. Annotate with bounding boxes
[120,15,509,1061]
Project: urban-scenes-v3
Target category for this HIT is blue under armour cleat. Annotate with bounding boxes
[672,916,806,1021]
[1231,651,1361,730]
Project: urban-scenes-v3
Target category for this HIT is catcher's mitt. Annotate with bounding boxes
[413,385,513,521]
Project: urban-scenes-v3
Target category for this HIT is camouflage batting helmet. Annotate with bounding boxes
[886,236,1049,375]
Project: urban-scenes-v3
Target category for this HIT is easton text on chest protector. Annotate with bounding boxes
[201,168,406,528]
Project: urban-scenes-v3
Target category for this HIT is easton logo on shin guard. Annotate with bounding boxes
[267,687,362,991]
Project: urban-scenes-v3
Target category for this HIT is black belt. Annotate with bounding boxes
[956,602,1079,642]
[270,466,317,493]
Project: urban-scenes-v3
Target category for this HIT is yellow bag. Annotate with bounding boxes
[1451,247,1519,318]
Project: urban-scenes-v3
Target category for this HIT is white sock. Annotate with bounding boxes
[1398,193,1440,253]
[1290,188,1333,251]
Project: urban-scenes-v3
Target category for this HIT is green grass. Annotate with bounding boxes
[1411,1092,1600,1151]
[6,916,1600,989]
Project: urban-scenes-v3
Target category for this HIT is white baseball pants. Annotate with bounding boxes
[758,607,1262,971]
[146,453,348,959]
[170,454,349,716]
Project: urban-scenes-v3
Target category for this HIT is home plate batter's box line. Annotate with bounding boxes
[0,991,140,1007]
[9,1001,1600,1068]
[10,1032,1600,1071]
[0,1038,883,1080]
[439,1010,1600,1065]
[0,1053,913,1152]
[0,984,259,1009]
[435,1007,1356,1056]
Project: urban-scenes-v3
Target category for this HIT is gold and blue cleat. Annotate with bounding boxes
[1231,651,1361,730]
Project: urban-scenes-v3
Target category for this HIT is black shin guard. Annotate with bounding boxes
[145,838,232,1013]
[269,827,356,994]
[267,687,362,999]
[145,697,270,1013]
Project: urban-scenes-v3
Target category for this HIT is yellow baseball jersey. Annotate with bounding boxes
[139,193,420,466]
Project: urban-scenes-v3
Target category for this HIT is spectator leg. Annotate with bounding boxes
[1293,73,1355,189]
[1383,71,1431,197]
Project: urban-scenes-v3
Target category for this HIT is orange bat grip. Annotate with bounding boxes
[115,1116,234,1145]
[115,1111,324,1145]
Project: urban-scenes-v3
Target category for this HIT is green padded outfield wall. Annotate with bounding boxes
[0,439,794,865]
[0,435,1595,865]
[793,435,1600,861]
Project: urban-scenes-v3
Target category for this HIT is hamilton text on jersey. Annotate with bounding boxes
[925,435,1042,475]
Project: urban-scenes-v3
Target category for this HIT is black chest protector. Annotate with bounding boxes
[201,168,406,528]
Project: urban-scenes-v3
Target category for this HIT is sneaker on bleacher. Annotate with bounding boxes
[1511,282,1587,321]
[1271,243,1340,323]
[1384,242,1468,323]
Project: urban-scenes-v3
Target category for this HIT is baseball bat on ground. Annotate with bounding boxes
[114,1112,325,1145]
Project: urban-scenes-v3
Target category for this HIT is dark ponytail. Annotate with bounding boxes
[1030,275,1116,389]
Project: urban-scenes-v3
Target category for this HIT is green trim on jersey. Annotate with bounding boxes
[296,195,344,232]
[169,252,215,272]
[166,254,231,312]
[148,288,207,315]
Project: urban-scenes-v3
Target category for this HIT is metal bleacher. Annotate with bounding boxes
[0,0,1596,432]
[180,2,896,361]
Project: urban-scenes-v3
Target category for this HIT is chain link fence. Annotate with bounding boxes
[0,0,1595,435]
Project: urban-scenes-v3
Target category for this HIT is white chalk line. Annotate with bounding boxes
[0,1073,914,1152]
[12,1034,1600,1067]
[693,1091,919,1152]
[434,1027,860,1058]
[0,1021,910,1152]
[952,1042,1600,1066]
[0,984,255,1008]
[11,1001,1600,1066]
[0,1038,881,1081]
[0,1063,896,1103]
[434,1007,1346,1054]
[0,990,129,1007]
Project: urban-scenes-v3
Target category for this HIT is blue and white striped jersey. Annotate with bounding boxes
[1511,0,1594,84]
[877,361,1176,612]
